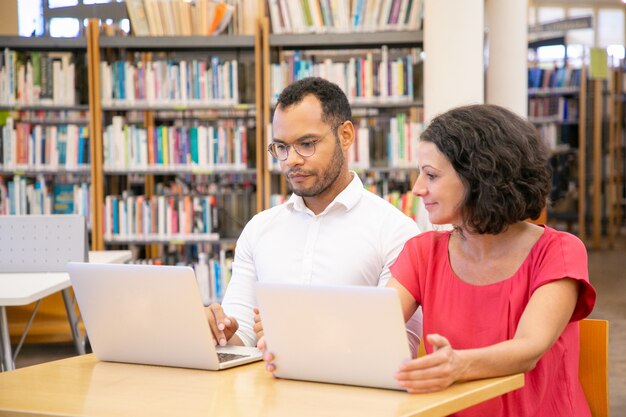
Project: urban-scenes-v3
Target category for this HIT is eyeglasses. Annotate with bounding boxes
[267,121,344,161]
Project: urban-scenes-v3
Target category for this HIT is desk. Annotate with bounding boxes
[0,251,132,371]
[0,354,524,417]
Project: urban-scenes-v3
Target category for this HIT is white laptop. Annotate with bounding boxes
[67,262,262,370]
[255,283,412,390]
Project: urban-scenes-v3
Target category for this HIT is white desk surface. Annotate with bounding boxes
[0,250,132,306]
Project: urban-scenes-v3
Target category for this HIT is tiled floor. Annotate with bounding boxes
[6,244,626,415]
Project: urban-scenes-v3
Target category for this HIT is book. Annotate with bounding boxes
[126,0,151,36]
[53,183,75,214]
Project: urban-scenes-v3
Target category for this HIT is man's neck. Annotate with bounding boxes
[303,170,354,215]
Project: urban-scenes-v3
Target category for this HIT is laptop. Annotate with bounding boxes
[67,262,262,370]
[255,283,412,390]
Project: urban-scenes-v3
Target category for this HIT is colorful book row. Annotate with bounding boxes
[270,47,416,104]
[103,193,219,242]
[267,112,420,171]
[528,67,582,90]
[1,118,90,170]
[194,250,233,305]
[0,175,90,219]
[267,0,423,34]
[103,116,248,171]
[528,96,579,122]
[100,57,240,106]
[0,49,82,106]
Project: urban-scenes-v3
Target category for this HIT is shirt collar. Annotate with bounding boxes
[285,171,364,215]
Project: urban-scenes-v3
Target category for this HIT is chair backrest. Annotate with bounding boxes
[0,215,87,272]
[579,319,610,417]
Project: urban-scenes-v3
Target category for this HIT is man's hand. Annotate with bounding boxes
[257,336,276,376]
[253,306,263,340]
[205,303,239,346]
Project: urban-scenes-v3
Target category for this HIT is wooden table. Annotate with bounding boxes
[0,251,132,371]
[0,354,524,417]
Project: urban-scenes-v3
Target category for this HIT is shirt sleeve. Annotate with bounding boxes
[377,214,420,287]
[531,231,596,322]
[377,213,421,355]
[389,234,424,305]
[220,216,259,347]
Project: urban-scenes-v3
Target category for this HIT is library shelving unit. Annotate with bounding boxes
[87,19,263,266]
[527,65,583,233]
[260,21,424,220]
[0,36,92,222]
[0,35,92,344]
[606,63,625,246]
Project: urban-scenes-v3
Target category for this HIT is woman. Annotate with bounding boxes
[388,104,596,416]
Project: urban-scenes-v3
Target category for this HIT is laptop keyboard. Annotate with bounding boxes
[217,352,249,363]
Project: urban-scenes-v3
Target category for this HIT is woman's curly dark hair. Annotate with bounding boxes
[421,104,551,235]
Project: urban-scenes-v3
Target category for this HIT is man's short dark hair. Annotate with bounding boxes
[421,104,551,235]
[276,77,352,128]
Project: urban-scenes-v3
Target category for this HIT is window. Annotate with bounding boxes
[48,0,78,7]
[567,8,593,47]
[49,17,80,37]
[537,7,565,23]
[598,8,624,48]
[18,0,43,36]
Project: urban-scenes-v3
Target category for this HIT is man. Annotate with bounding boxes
[206,77,422,353]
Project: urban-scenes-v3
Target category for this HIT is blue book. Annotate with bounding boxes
[407,55,413,99]
[112,196,119,234]
[193,60,200,100]
[156,127,163,165]
[53,183,74,214]
[211,56,220,100]
[117,61,125,100]
[7,181,15,215]
[190,127,198,164]
[57,125,67,166]
[213,260,222,299]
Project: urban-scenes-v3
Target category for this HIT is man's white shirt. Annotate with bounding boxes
[221,172,422,351]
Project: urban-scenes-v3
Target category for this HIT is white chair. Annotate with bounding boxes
[0,215,88,371]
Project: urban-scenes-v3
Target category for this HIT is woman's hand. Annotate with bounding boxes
[395,334,468,393]
[256,336,277,376]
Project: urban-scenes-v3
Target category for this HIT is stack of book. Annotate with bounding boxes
[0,174,90,219]
[270,47,416,105]
[267,0,423,34]
[0,49,85,106]
[103,192,219,243]
[103,116,248,172]
[0,117,90,172]
[100,56,240,107]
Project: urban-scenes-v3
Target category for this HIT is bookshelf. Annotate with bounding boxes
[0,36,92,221]
[0,35,93,345]
[607,64,624,247]
[261,21,424,216]
[88,19,263,266]
[527,65,583,234]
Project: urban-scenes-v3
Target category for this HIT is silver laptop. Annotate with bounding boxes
[67,262,262,370]
[255,283,412,390]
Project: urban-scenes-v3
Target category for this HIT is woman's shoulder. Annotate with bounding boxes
[536,225,586,254]
[406,229,452,250]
